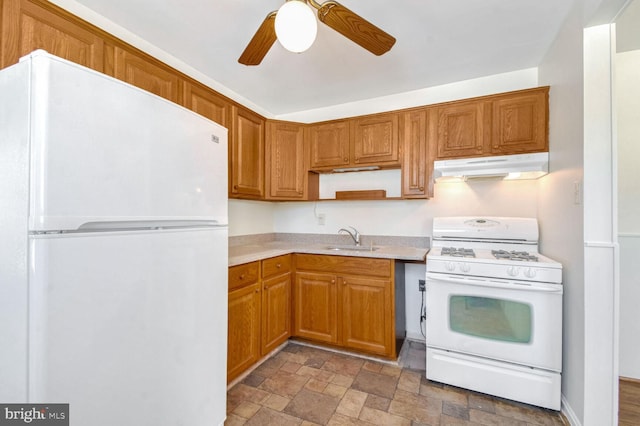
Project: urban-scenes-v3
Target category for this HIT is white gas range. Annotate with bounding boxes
[425,217,563,410]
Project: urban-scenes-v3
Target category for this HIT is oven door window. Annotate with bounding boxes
[449,296,532,343]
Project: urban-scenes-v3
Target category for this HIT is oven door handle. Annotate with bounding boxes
[425,273,563,294]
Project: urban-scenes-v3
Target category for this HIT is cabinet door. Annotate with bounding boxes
[491,88,548,154]
[350,113,400,166]
[293,272,338,344]
[109,47,183,103]
[230,106,265,199]
[262,273,291,355]
[227,282,261,383]
[308,120,350,169]
[401,109,430,198]
[341,276,393,356]
[265,121,306,200]
[183,82,230,128]
[433,100,490,159]
[1,0,104,70]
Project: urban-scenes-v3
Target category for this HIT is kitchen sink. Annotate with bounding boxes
[324,245,379,251]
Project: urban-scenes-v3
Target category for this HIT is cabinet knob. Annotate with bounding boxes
[493,145,499,149]
[239,274,245,280]
[255,289,260,293]
[419,187,424,191]
[264,285,269,290]
[233,185,238,190]
[276,263,281,268]
[331,279,335,284]
[476,146,482,151]
[343,157,348,162]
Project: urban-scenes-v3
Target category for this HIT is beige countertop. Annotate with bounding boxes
[229,239,429,267]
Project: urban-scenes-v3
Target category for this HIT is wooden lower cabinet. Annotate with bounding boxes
[294,271,338,344]
[341,276,392,355]
[227,280,261,383]
[261,256,292,354]
[293,254,397,358]
[227,255,291,383]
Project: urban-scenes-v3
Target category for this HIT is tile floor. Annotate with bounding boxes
[226,340,568,425]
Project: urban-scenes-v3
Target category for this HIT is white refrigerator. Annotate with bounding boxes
[0,51,228,425]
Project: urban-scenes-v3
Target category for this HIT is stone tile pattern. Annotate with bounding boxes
[226,342,569,426]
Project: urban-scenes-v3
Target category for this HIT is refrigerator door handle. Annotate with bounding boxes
[76,220,227,231]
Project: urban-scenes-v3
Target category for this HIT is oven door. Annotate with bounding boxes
[425,272,562,371]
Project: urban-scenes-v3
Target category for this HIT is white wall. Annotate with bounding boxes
[537,1,587,423]
[616,48,640,379]
[228,200,276,236]
[272,180,539,237]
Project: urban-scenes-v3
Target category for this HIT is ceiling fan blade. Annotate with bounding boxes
[238,11,277,66]
[316,1,395,56]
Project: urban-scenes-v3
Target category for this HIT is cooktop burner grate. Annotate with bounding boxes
[441,247,476,258]
[491,250,539,262]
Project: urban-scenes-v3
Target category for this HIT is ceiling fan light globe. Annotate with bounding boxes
[275,0,317,53]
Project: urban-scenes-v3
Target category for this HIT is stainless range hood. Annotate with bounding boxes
[433,152,549,182]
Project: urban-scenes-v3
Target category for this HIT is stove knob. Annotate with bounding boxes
[507,266,520,277]
[524,268,537,278]
[445,262,456,272]
[460,263,471,273]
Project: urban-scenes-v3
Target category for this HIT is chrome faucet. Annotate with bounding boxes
[339,226,361,246]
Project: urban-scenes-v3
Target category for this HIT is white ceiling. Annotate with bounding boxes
[61,0,575,116]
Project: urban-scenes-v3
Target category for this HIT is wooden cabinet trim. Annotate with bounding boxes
[295,254,392,278]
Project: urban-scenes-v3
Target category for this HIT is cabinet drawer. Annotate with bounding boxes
[228,261,260,291]
[294,254,391,278]
[262,254,291,279]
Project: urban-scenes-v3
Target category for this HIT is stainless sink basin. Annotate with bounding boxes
[324,245,378,252]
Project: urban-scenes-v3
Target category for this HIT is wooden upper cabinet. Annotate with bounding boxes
[309,113,400,171]
[0,0,104,70]
[431,87,549,160]
[230,105,264,199]
[183,82,230,128]
[490,87,549,154]
[308,120,350,169]
[432,99,490,160]
[109,47,183,104]
[350,113,400,166]
[265,121,307,200]
[401,109,431,199]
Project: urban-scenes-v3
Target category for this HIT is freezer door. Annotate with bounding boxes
[28,228,227,426]
[26,52,228,231]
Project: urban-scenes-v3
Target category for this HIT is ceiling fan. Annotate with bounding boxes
[238,0,396,66]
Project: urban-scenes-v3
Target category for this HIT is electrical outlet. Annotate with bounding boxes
[573,181,582,205]
[418,279,425,292]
